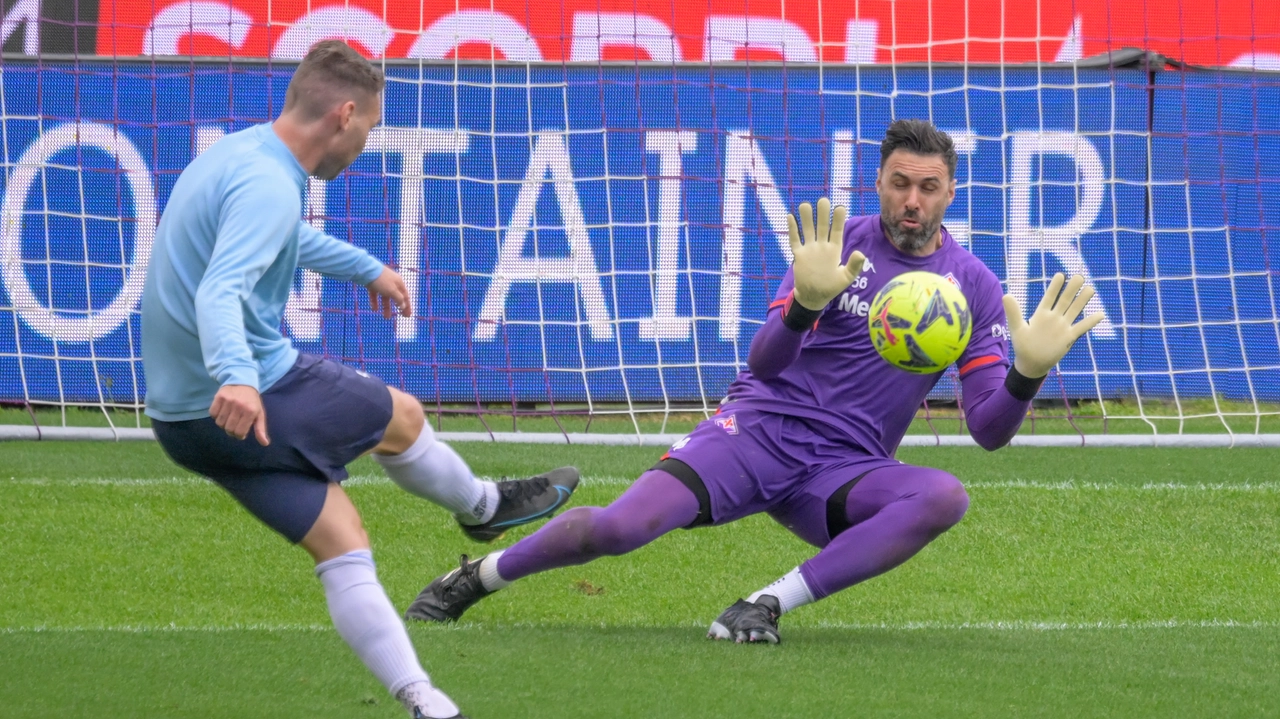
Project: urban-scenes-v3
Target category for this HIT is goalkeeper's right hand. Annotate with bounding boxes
[1002,273,1105,378]
[787,198,866,311]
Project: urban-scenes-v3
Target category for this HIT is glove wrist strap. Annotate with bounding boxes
[781,292,823,332]
[1005,365,1046,402]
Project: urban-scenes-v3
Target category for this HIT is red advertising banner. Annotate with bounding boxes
[94,0,1280,68]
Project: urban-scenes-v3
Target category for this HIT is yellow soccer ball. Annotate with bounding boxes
[867,271,973,374]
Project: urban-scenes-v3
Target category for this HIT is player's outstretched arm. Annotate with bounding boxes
[296,223,409,320]
[296,221,384,284]
[1002,273,1104,379]
[962,273,1103,450]
[749,199,862,380]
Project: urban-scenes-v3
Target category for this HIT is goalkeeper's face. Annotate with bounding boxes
[876,150,956,254]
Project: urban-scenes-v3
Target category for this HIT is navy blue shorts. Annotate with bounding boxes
[153,354,394,543]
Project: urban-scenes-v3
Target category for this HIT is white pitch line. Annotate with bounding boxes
[809,619,1280,630]
[0,623,332,634]
[965,480,1280,491]
[0,477,205,486]
[0,475,636,487]
[2,619,1276,634]
[349,475,637,487]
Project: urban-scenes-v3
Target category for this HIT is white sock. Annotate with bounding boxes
[747,567,815,614]
[315,550,460,718]
[374,423,498,523]
[478,550,512,592]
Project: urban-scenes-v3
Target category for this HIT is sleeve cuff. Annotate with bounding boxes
[1004,366,1046,402]
[780,292,823,332]
[217,366,260,391]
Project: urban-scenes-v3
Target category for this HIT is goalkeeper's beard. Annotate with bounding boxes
[883,210,942,253]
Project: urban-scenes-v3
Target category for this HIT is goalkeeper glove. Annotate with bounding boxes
[1002,273,1105,379]
[787,198,866,311]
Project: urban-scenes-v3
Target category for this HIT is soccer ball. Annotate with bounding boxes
[867,271,973,374]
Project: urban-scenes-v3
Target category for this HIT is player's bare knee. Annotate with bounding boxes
[347,511,369,546]
[392,388,426,435]
[301,497,370,561]
[377,388,426,455]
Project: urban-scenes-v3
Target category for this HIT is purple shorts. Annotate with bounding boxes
[664,405,903,545]
[153,353,393,543]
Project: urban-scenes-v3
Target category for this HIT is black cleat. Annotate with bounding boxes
[458,466,580,543]
[707,594,782,644]
[405,554,492,623]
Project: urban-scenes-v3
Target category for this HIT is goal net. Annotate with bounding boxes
[1,0,1278,445]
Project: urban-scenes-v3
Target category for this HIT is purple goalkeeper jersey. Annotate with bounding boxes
[724,213,1011,457]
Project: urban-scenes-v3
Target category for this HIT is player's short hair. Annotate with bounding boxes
[284,40,385,120]
[880,119,957,179]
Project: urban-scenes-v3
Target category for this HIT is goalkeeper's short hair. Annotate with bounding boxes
[880,119,958,179]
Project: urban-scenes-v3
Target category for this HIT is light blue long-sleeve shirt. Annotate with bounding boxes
[142,124,384,421]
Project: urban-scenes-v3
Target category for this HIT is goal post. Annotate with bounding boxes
[1,1,1279,446]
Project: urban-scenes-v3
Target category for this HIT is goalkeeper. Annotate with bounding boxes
[405,119,1102,643]
[140,41,578,718]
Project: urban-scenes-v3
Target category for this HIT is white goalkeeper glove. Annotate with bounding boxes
[1002,273,1105,378]
[787,198,866,311]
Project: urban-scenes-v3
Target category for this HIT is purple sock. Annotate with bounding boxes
[496,469,701,582]
[798,464,969,600]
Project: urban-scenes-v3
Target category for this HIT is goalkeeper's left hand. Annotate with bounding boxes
[1002,273,1104,378]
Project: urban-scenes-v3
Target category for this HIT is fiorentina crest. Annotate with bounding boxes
[714,414,739,435]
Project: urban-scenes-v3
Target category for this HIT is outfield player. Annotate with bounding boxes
[404,119,1102,643]
[141,41,578,718]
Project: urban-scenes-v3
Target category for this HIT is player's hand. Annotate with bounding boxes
[1002,273,1105,378]
[210,384,269,445]
[366,267,412,320]
[787,197,865,311]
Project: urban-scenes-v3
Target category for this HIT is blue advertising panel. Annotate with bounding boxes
[0,61,1275,405]
[1149,70,1280,404]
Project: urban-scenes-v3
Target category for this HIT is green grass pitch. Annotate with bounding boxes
[2,441,1279,718]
